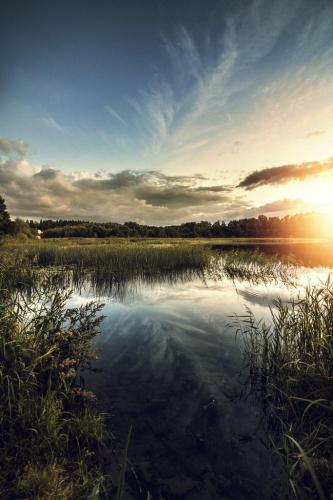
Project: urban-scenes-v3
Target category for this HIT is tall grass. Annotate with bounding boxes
[0,255,111,498]
[20,242,209,277]
[234,278,333,498]
[213,248,297,285]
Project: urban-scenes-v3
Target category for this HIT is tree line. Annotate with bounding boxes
[26,213,331,239]
[1,194,331,239]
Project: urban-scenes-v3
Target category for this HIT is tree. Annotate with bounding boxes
[12,218,36,239]
[0,196,13,235]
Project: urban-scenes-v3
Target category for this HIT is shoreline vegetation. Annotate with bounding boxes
[0,255,114,499]
[234,280,333,499]
[1,225,332,498]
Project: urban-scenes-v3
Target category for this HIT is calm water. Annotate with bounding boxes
[68,246,332,500]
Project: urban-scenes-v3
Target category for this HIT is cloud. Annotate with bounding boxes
[74,170,231,208]
[245,198,308,216]
[0,154,239,224]
[1,133,326,224]
[127,79,177,155]
[0,138,27,156]
[41,116,64,133]
[238,157,333,190]
[1,145,316,224]
[105,105,127,126]
[110,0,333,177]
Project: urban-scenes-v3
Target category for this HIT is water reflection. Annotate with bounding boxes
[212,241,333,269]
[68,249,331,499]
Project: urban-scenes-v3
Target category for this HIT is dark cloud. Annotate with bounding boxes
[73,170,230,208]
[194,185,231,193]
[134,186,229,208]
[238,157,333,190]
[0,138,27,156]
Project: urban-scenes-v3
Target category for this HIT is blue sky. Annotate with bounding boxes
[1,0,333,223]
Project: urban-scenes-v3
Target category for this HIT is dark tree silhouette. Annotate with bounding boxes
[27,212,332,239]
[0,196,12,235]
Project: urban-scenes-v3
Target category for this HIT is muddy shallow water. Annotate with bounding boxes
[68,248,332,499]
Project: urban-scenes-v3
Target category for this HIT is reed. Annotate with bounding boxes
[15,242,209,279]
[213,248,297,285]
[0,255,111,498]
[234,278,333,498]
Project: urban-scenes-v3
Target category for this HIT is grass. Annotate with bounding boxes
[1,236,325,249]
[1,238,329,498]
[213,248,298,285]
[234,278,333,499]
[0,240,303,303]
[0,255,112,499]
[12,241,209,273]
[0,241,211,300]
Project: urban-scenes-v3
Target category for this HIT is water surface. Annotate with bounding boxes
[69,246,332,500]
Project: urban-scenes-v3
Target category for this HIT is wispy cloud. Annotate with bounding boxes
[121,0,333,173]
[127,79,177,155]
[161,25,204,88]
[105,105,127,126]
[41,116,64,133]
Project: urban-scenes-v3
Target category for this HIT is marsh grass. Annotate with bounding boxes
[213,248,298,285]
[234,278,333,498]
[0,241,308,498]
[0,255,112,499]
[2,243,301,301]
[2,239,301,288]
[17,242,210,279]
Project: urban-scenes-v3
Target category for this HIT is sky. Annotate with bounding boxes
[1,0,333,224]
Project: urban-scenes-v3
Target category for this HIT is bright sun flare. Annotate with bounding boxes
[285,178,333,214]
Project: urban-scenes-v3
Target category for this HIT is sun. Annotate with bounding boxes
[283,178,333,215]
[307,181,333,214]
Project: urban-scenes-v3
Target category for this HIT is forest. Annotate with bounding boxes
[28,212,330,239]
[1,194,331,239]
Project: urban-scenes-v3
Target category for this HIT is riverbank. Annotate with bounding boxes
[0,255,111,499]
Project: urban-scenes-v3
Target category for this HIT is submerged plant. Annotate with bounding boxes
[234,277,333,498]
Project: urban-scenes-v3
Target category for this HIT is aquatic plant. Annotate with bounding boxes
[234,278,333,498]
[13,241,209,277]
[213,248,298,285]
[0,255,111,498]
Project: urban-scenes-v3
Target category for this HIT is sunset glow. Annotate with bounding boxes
[1,0,333,224]
[2,3,333,498]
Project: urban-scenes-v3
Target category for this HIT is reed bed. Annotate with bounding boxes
[7,243,300,296]
[19,243,210,279]
[212,248,298,285]
[0,255,111,498]
[234,278,333,499]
